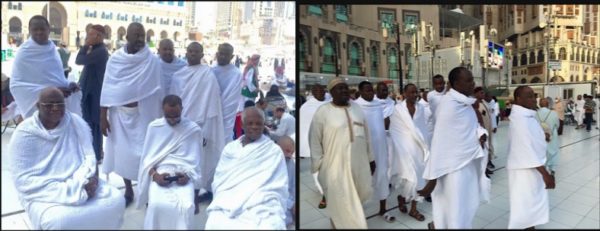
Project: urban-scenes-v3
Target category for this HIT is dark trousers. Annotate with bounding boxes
[81,96,103,161]
[558,119,564,135]
[585,113,593,131]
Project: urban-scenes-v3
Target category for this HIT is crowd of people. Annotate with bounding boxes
[300,65,598,229]
[5,16,296,229]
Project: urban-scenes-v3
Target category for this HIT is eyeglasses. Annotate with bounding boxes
[39,102,65,109]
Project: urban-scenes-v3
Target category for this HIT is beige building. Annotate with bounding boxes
[482,5,600,85]
[3,1,188,51]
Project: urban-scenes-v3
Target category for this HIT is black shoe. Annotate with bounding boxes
[198,191,213,203]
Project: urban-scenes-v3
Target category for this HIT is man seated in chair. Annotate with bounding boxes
[7,87,125,229]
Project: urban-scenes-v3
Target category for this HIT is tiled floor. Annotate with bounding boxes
[299,120,600,229]
[1,123,295,230]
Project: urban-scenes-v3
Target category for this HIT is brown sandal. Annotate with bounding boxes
[398,204,408,213]
[409,210,425,221]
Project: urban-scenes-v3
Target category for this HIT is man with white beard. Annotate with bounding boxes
[299,84,329,209]
[212,43,242,144]
[355,81,393,222]
[170,42,225,212]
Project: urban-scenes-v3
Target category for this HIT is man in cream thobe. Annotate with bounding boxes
[389,84,430,221]
[100,22,163,204]
[212,43,242,144]
[8,88,124,229]
[574,95,585,128]
[157,39,186,97]
[136,95,203,229]
[355,81,391,219]
[507,86,554,229]
[10,16,82,119]
[205,107,288,229]
[170,42,225,201]
[422,67,490,229]
[536,98,560,175]
[299,84,329,208]
[309,78,374,228]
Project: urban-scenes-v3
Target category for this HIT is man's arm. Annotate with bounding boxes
[535,166,555,189]
[100,107,111,136]
[75,45,107,66]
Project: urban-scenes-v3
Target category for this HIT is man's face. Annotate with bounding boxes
[330,83,350,105]
[163,104,182,126]
[312,85,325,101]
[433,78,445,93]
[216,45,233,66]
[404,85,418,104]
[186,44,203,66]
[360,84,375,101]
[475,90,485,100]
[453,70,475,96]
[37,91,65,125]
[242,110,265,141]
[376,83,389,99]
[126,25,145,53]
[577,95,582,100]
[29,19,50,45]
[274,110,283,119]
[158,41,175,63]
[517,87,537,110]
[421,91,428,102]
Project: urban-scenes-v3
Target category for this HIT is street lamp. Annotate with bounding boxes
[382,22,403,93]
[505,41,513,92]
[541,12,556,86]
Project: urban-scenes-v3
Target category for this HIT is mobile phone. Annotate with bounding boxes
[164,175,182,182]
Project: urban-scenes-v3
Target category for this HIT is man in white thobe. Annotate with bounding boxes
[375,82,396,191]
[100,22,163,205]
[421,67,490,229]
[536,98,560,175]
[205,107,288,229]
[299,84,329,208]
[136,95,203,229]
[507,86,555,229]
[389,84,430,222]
[355,81,392,221]
[309,78,374,228]
[269,107,295,140]
[212,43,242,144]
[170,42,225,203]
[157,39,186,97]
[418,90,434,146]
[8,87,125,229]
[574,95,585,128]
[426,74,447,119]
[10,16,82,119]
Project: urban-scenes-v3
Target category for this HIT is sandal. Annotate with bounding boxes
[409,210,425,221]
[380,211,396,223]
[398,204,408,213]
[428,222,435,229]
[318,197,327,209]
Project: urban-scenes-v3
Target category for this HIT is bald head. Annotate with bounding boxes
[539,97,549,108]
[39,87,64,101]
[217,43,234,66]
[277,136,295,158]
[186,42,204,66]
[126,22,145,54]
[158,39,175,63]
[37,87,66,129]
[242,107,265,143]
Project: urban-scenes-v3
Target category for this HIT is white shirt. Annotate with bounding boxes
[272,112,295,138]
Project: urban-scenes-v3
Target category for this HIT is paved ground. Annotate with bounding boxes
[299,120,600,229]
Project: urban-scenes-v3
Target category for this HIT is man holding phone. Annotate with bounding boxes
[136,95,203,229]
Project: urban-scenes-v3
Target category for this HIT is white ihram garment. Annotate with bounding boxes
[212,64,243,144]
[158,56,186,97]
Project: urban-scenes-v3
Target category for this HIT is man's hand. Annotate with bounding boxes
[84,176,98,199]
[545,133,551,142]
[68,82,80,93]
[543,174,556,189]
[479,134,487,146]
[100,108,111,136]
[175,172,189,186]
[153,173,171,187]
[57,87,72,98]
[369,161,376,175]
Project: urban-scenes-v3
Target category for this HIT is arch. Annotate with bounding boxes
[370,45,379,77]
[160,30,168,39]
[321,37,336,74]
[42,2,68,41]
[103,25,111,40]
[530,77,541,83]
[559,47,566,60]
[173,31,181,42]
[388,47,398,79]
[513,55,518,66]
[520,78,527,84]
[348,41,362,75]
[576,75,579,82]
[520,54,527,66]
[537,50,544,63]
[117,26,126,41]
[529,51,535,64]
[570,75,574,82]
[550,76,565,82]
[9,17,22,33]
[146,29,155,43]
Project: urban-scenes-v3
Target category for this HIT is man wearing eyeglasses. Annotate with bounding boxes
[7,87,125,229]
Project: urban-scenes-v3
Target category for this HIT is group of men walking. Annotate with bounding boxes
[303,66,561,229]
[7,17,294,230]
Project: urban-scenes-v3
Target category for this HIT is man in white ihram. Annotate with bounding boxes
[8,87,125,229]
[205,107,289,229]
[157,39,186,97]
[136,95,203,229]
[212,43,242,144]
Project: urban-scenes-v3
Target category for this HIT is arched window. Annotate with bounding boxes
[531,77,541,83]
[370,46,379,77]
[85,10,89,17]
[537,50,544,63]
[18,3,22,10]
[520,78,527,84]
[513,55,518,66]
[348,42,361,75]
[521,54,527,66]
[559,47,566,60]
[389,47,398,79]
[321,37,336,74]
[576,75,579,82]
[529,51,535,64]
[579,51,584,63]
[570,75,574,82]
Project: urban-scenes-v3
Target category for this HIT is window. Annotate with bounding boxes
[85,10,89,17]
[379,8,396,34]
[321,37,336,74]
[168,1,174,6]
[335,5,349,23]
[348,42,361,75]
[559,47,567,60]
[388,47,398,79]
[178,1,184,7]
[371,46,379,77]
[521,54,527,65]
[308,5,322,16]
[529,51,535,64]
[537,50,544,63]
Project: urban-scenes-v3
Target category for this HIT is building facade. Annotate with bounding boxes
[3,1,188,51]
